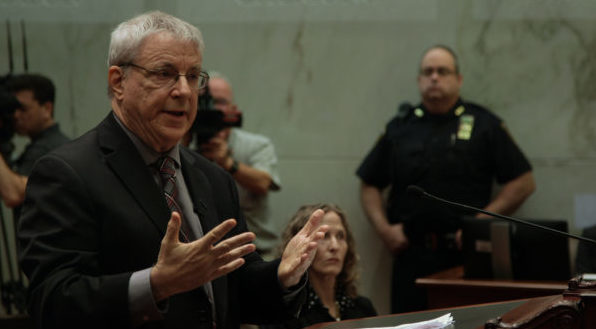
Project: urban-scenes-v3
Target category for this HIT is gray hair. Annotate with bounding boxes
[108,11,205,67]
[206,71,231,85]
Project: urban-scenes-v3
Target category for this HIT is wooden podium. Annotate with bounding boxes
[307,275,596,329]
[305,299,528,329]
[0,315,32,329]
[415,266,568,308]
[479,275,596,329]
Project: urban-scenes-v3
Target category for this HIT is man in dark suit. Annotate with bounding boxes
[17,11,326,329]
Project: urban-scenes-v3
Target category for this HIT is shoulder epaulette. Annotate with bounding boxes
[395,102,413,120]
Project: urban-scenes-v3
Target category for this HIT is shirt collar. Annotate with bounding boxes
[418,98,465,120]
[31,123,60,141]
[112,112,181,167]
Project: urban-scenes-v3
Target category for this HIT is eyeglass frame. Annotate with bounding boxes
[419,66,458,78]
[120,62,209,90]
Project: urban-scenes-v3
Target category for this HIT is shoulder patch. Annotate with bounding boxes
[455,105,465,116]
[396,102,413,120]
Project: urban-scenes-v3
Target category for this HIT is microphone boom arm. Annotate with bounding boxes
[412,185,596,246]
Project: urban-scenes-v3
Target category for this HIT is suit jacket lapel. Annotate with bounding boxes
[97,114,170,236]
[179,150,218,234]
[180,148,229,325]
[98,115,230,324]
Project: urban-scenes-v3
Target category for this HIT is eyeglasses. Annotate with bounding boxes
[212,97,232,107]
[420,67,457,77]
[121,62,209,91]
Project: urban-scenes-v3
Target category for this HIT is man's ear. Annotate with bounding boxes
[108,66,125,100]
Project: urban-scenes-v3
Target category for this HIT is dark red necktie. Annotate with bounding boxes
[157,156,191,242]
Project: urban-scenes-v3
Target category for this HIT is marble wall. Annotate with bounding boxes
[1,0,596,315]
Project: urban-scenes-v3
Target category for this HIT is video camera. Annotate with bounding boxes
[0,75,19,159]
[0,19,28,316]
[192,84,242,145]
[0,19,28,160]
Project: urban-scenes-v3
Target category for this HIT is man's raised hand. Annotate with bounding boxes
[150,212,256,301]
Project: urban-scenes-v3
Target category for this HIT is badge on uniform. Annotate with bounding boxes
[454,105,465,117]
[457,114,474,140]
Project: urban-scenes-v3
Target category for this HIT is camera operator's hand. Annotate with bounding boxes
[199,128,273,195]
[200,129,234,171]
[0,153,27,208]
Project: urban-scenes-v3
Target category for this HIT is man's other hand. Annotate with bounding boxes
[277,209,328,289]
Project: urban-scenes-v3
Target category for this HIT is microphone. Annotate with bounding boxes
[406,185,596,245]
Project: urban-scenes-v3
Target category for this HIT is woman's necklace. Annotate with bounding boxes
[334,300,341,321]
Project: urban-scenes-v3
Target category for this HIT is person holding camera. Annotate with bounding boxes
[198,73,281,260]
[0,74,69,214]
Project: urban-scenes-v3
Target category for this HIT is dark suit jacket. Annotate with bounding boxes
[18,113,300,329]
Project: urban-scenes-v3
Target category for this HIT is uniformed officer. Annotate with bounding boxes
[356,45,536,313]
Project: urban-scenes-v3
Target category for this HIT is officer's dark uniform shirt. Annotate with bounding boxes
[357,98,532,242]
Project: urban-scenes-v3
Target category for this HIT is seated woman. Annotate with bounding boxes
[267,203,377,329]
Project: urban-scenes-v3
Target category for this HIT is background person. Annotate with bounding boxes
[197,72,281,259]
[357,45,535,313]
[0,73,69,214]
[263,203,376,329]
